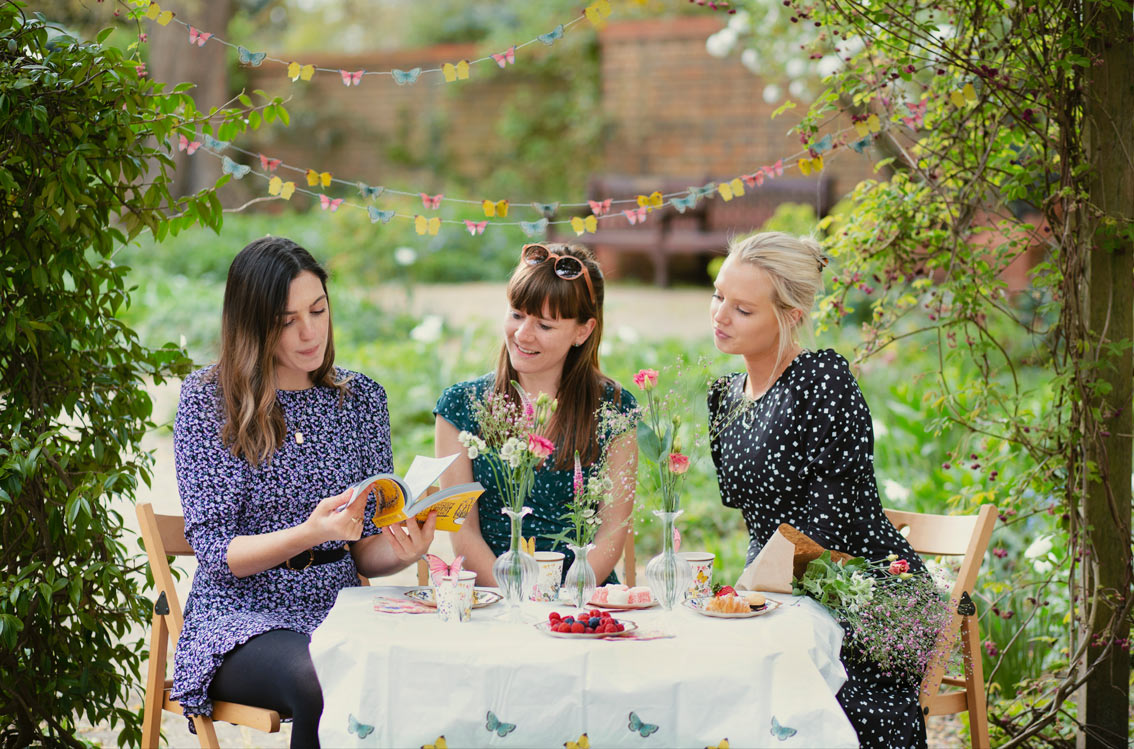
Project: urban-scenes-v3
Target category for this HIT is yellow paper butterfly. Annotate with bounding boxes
[637,191,663,211]
[571,215,598,235]
[854,113,882,137]
[145,2,174,25]
[565,733,591,749]
[482,199,509,218]
[415,215,441,236]
[705,740,729,749]
[268,176,296,200]
[717,178,745,201]
[584,0,612,29]
[442,60,470,83]
[422,736,447,749]
[288,62,315,82]
[799,156,824,175]
[949,83,977,107]
[521,537,536,555]
[306,169,332,188]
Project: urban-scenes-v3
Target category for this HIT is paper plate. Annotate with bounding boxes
[682,596,782,619]
[534,619,639,639]
[403,587,502,609]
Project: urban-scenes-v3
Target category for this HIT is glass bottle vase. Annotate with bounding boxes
[563,542,597,609]
[645,509,693,610]
[492,507,538,607]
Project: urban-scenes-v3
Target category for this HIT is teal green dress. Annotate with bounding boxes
[434,374,637,582]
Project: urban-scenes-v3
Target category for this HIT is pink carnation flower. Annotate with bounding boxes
[633,369,659,391]
[667,452,690,474]
[528,434,555,459]
[888,558,910,575]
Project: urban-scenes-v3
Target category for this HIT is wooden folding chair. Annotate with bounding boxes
[884,504,998,749]
[136,502,369,748]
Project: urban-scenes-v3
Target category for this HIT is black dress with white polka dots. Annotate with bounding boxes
[709,349,927,749]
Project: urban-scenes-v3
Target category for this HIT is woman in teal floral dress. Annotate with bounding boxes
[434,243,637,584]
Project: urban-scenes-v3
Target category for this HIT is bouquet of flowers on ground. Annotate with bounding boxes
[795,552,954,687]
[633,368,690,512]
[457,382,557,513]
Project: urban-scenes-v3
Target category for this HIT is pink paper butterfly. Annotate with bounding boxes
[340,69,363,87]
[762,159,784,179]
[492,46,516,68]
[742,172,763,188]
[588,198,612,216]
[259,154,281,172]
[425,553,465,584]
[420,193,443,210]
[178,134,200,155]
[623,207,647,225]
[319,194,343,212]
[902,100,927,130]
[464,220,487,235]
[187,27,212,47]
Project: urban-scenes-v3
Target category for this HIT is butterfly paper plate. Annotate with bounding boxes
[682,596,782,619]
[404,587,502,609]
[534,619,639,639]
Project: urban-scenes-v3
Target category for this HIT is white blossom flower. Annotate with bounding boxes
[882,479,911,503]
[393,246,417,266]
[1024,534,1053,560]
[409,315,443,343]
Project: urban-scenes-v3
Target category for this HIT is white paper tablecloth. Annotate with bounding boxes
[311,586,858,748]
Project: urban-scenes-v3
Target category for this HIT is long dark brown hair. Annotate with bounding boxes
[214,237,344,466]
[494,243,611,469]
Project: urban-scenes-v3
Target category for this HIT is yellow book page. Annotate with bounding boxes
[414,490,481,533]
[369,478,409,527]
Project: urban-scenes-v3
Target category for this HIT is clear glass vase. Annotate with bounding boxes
[492,507,538,607]
[563,542,597,609]
[645,509,693,610]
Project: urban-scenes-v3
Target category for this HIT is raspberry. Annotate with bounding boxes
[571,622,585,634]
[549,613,560,623]
[615,623,625,632]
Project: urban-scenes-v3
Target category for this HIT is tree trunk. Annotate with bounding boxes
[1078,2,1134,747]
[147,0,233,197]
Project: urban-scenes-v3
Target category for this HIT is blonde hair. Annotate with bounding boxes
[725,231,826,374]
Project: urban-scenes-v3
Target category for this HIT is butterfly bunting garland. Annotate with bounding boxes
[854,113,882,137]
[485,711,516,737]
[531,202,559,219]
[769,716,798,741]
[584,0,612,30]
[202,134,228,152]
[177,134,200,154]
[902,99,928,131]
[671,194,697,213]
[637,191,663,211]
[538,24,565,45]
[482,199,508,217]
[465,220,487,235]
[415,215,441,235]
[798,156,824,175]
[187,26,211,46]
[357,182,384,200]
[144,2,173,26]
[319,194,343,212]
[442,60,470,83]
[421,193,444,210]
[368,206,395,224]
[570,215,598,235]
[392,68,423,86]
[347,714,374,740]
[566,733,591,749]
[237,46,266,67]
[588,198,612,216]
[422,736,448,749]
[849,135,874,154]
[950,82,977,107]
[717,177,745,201]
[623,207,647,225]
[221,156,250,179]
[306,169,332,188]
[287,62,315,82]
[520,218,549,237]
[811,134,834,154]
[340,69,363,87]
[762,159,784,178]
[259,154,281,172]
[628,712,659,738]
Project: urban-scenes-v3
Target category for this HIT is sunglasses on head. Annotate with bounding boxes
[520,244,596,304]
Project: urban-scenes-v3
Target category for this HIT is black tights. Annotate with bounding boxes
[209,629,323,749]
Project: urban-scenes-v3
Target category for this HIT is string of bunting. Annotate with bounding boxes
[133,0,614,86]
[185,123,881,237]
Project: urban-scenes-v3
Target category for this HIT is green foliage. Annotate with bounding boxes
[0,5,283,745]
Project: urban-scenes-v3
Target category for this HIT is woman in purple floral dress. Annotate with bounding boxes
[170,238,435,748]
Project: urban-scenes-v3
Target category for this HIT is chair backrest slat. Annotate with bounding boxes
[136,502,187,640]
[884,508,979,556]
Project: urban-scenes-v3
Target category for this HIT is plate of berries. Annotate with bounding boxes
[536,610,638,638]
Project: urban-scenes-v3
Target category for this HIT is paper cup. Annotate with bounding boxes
[680,551,715,599]
[531,551,566,602]
[435,570,476,623]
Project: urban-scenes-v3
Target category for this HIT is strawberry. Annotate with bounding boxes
[716,585,737,597]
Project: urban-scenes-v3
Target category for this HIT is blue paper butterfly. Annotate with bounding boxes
[770,716,797,741]
[812,133,834,154]
[237,46,266,67]
[221,156,250,179]
[357,182,385,200]
[485,710,516,737]
[848,135,874,154]
[392,67,422,85]
[348,713,374,739]
[672,195,698,213]
[628,712,659,738]
[201,134,228,152]
[368,206,395,224]
[531,201,559,219]
[519,218,549,237]
[688,182,716,200]
[538,24,564,45]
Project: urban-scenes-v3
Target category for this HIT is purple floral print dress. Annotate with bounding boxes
[169,366,390,718]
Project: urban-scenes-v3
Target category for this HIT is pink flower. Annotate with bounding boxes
[992,547,1008,559]
[667,452,690,474]
[135,64,147,78]
[573,452,584,497]
[888,558,910,575]
[138,33,148,43]
[527,434,555,459]
[633,369,659,391]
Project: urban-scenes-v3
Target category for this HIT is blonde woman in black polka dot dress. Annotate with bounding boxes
[707,232,927,749]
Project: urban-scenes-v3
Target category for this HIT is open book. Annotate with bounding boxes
[339,453,483,533]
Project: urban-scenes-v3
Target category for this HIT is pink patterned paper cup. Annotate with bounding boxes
[435,570,476,622]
